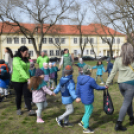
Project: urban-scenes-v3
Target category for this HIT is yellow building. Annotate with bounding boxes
[0,23,126,59]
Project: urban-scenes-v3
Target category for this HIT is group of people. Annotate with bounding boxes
[0,43,134,133]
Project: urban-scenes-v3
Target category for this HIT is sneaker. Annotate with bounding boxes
[28,110,36,116]
[100,82,104,85]
[83,127,94,133]
[17,109,22,115]
[64,122,73,127]
[78,121,84,128]
[37,118,44,123]
[56,117,64,127]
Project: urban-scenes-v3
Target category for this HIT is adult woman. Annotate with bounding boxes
[11,46,35,115]
[5,47,13,72]
[106,43,134,131]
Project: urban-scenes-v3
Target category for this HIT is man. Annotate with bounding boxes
[59,49,74,76]
[37,51,49,68]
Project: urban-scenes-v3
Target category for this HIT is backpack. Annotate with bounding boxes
[0,64,9,73]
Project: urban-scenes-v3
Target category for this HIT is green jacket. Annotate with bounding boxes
[37,56,49,68]
[106,57,134,86]
[11,57,30,82]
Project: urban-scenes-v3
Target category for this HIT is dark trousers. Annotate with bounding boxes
[54,78,58,86]
[12,82,32,111]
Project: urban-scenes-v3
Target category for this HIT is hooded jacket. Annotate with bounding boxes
[106,59,113,74]
[76,75,106,105]
[53,75,77,105]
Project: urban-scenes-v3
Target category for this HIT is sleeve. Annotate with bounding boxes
[106,59,119,86]
[92,66,97,69]
[76,82,80,98]
[53,83,61,94]
[5,53,9,63]
[102,66,106,72]
[90,79,106,90]
[36,57,39,65]
[42,86,53,95]
[106,64,108,72]
[46,56,49,63]
[59,57,63,66]
[13,58,30,80]
[68,82,77,100]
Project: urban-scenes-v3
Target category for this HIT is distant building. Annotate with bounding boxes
[0,23,126,59]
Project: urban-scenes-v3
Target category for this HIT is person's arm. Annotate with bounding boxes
[68,82,77,100]
[59,56,63,69]
[5,53,9,63]
[13,58,30,80]
[106,59,119,86]
[92,66,97,69]
[36,57,39,65]
[91,79,106,90]
[76,82,80,98]
[102,66,106,72]
[53,83,61,94]
[42,86,54,95]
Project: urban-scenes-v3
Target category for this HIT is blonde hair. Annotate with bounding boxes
[120,43,134,66]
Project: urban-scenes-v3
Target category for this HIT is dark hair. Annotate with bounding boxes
[14,46,29,62]
[97,60,103,66]
[64,48,69,53]
[64,69,73,76]
[5,47,13,58]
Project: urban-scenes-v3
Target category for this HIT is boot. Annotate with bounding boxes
[115,121,127,131]
[129,117,134,126]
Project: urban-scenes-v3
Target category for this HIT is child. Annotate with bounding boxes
[75,58,86,75]
[54,65,78,127]
[52,62,60,86]
[76,65,107,133]
[92,60,106,84]
[49,62,55,90]
[28,69,56,123]
[106,58,113,77]
[29,61,36,77]
[41,63,50,87]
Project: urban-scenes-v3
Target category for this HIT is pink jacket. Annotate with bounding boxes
[32,86,53,103]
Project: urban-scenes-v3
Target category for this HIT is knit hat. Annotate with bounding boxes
[64,65,73,75]
[30,63,35,70]
[83,65,91,74]
[107,57,111,63]
[79,58,83,63]
[49,62,52,65]
[35,69,44,77]
[43,62,48,66]
[0,59,5,64]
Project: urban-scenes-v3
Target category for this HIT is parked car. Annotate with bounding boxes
[82,56,95,61]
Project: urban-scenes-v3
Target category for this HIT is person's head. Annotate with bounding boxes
[79,58,83,64]
[97,60,103,66]
[107,57,111,64]
[5,47,13,58]
[49,62,52,68]
[64,65,73,76]
[121,43,134,66]
[28,69,44,91]
[43,62,48,69]
[0,59,5,64]
[83,65,92,76]
[26,52,31,58]
[52,62,56,67]
[41,51,46,57]
[30,63,35,70]
[64,49,69,54]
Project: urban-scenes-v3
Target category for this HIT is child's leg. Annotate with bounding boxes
[54,78,57,86]
[95,75,98,81]
[36,102,44,118]
[82,104,93,129]
[58,104,74,122]
[4,88,8,96]
[100,75,104,83]
[51,79,55,89]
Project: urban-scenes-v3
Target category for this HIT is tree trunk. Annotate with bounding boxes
[109,44,113,58]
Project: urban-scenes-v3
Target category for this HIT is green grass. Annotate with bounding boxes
[0,60,133,134]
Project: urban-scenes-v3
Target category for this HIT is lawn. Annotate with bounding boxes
[0,60,133,134]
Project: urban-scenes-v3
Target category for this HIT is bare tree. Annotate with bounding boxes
[0,0,75,56]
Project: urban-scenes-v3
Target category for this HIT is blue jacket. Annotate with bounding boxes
[0,79,10,88]
[92,64,105,76]
[106,63,113,74]
[29,68,36,77]
[76,75,106,105]
[53,75,77,105]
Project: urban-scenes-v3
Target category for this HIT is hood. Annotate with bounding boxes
[78,75,89,85]
[107,57,111,63]
[60,75,72,86]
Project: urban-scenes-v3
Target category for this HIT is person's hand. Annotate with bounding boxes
[105,85,108,89]
[52,92,56,96]
[76,98,81,103]
[58,66,61,70]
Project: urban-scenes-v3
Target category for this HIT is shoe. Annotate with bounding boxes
[100,82,104,85]
[17,109,22,115]
[115,121,127,131]
[56,117,64,127]
[24,104,28,109]
[64,122,73,127]
[37,118,44,123]
[129,117,134,126]
[28,110,36,116]
[78,121,84,128]
[83,127,94,133]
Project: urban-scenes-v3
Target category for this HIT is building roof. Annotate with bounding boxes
[0,22,125,36]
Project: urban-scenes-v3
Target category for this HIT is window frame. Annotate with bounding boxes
[14,37,19,44]
[74,38,77,44]
[21,38,26,44]
[7,38,12,44]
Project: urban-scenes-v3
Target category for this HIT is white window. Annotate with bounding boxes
[28,39,33,44]
[50,50,54,56]
[43,50,47,54]
[29,50,34,57]
[7,38,12,44]
[43,38,47,44]
[90,50,94,55]
[102,38,106,44]
[84,38,88,44]
[113,38,115,44]
[55,38,59,44]
[89,38,94,44]
[74,50,77,56]
[117,38,120,44]
[74,38,77,44]
[56,50,59,56]
[49,38,53,44]
[86,50,89,55]
[14,37,19,44]
[61,38,65,44]
[21,38,26,44]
